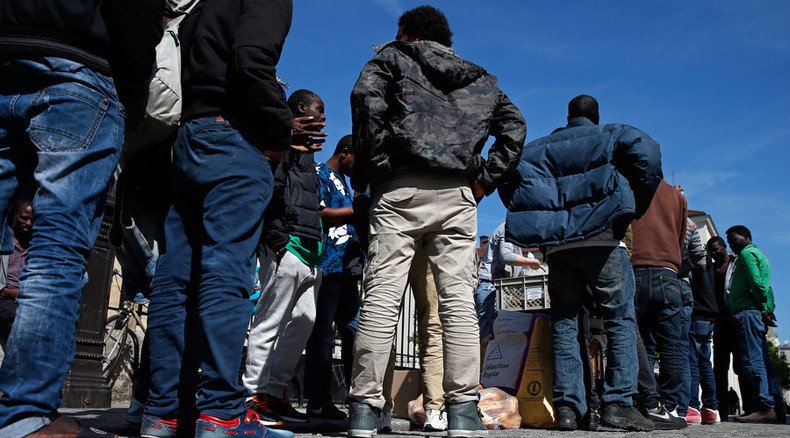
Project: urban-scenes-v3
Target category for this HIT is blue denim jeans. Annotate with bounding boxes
[634,268,685,411]
[689,319,717,410]
[733,309,773,411]
[145,118,273,419]
[474,279,496,340]
[762,335,786,421]
[115,204,159,302]
[676,280,693,415]
[548,246,637,417]
[0,57,123,436]
[304,273,360,406]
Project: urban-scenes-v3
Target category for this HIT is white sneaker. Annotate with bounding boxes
[667,408,687,428]
[424,409,448,431]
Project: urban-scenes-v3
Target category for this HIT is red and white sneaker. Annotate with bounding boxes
[195,409,293,438]
[686,407,702,424]
[701,408,721,424]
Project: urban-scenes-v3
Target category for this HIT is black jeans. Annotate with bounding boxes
[0,297,16,350]
[579,308,601,421]
[713,317,742,416]
[304,274,360,406]
[635,326,660,409]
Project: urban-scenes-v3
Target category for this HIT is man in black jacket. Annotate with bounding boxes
[347,6,525,438]
[243,89,325,426]
[141,1,294,438]
[0,1,162,436]
[687,252,721,423]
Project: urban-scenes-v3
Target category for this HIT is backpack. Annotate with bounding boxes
[122,0,201,156]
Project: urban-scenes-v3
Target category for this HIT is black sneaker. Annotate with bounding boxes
[249,393,307,424]
[270,394,308,423]
[348,401,380,438]
[555,406,578,431]
[446,401,487,437]
[641,405,684,430]
[601,404,655,432]
[307,402,348,421]
[581,407,599,431]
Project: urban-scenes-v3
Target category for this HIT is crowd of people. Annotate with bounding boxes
[0,2,784,438]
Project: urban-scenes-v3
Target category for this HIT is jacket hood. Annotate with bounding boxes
[381,40,487,91]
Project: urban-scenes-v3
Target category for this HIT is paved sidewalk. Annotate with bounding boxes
[61,406,790,437]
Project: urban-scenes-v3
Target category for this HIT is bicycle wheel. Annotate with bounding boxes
[127,328,140,372]
[103,313,132,381]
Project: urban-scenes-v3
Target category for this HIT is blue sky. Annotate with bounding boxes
[276,1,790,340]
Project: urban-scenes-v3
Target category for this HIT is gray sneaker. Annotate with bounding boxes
[348,401,380,438]
[446,401,488,437]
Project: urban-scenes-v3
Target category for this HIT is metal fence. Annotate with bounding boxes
[394,285,420,369]
[335,282,420,369]
[345,272,553,371]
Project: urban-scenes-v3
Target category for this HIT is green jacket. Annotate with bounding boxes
[728,243,775,313]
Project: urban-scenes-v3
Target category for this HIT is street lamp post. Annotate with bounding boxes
[61,198,115,408]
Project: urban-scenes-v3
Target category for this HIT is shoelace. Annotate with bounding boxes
[246,409,261,425]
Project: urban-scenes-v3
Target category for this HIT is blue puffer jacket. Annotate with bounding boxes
[505,117,662,248]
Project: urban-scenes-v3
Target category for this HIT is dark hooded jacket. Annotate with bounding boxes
[263,149,323,253]
[0,0,163,108]
[350,40,526,194]
[691,253,719,321]
[505,117,662,248]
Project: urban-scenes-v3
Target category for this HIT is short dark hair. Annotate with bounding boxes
[398,5,453,47]
[568,94,599,121]
[726,225,751,240]
[706,236,726,249]
[333,134,354,156]
[287,89,318,115]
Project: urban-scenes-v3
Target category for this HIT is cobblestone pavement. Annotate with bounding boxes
[61,406,790,437]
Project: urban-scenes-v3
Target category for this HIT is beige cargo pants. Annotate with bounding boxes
[350,174,480,409]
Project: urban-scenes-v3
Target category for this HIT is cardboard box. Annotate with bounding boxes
[389,369,421,419]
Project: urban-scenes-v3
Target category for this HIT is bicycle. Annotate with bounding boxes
[102,268,147,384]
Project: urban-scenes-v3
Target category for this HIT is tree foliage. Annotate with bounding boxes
[767,343,790,390]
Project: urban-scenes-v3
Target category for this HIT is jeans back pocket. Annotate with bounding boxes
[29,83,110,152]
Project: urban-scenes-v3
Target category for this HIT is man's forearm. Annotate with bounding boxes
[320,207,354,225]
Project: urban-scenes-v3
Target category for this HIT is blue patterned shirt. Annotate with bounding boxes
[316,162,364,276]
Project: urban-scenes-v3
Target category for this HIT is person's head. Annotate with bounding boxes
[396,5,453,47]
[332,135,355,175]
[287,89,325,123]
[568,94,600,125]
[12,199,33,241]
[706,236,728,264]
[725,225,752,255]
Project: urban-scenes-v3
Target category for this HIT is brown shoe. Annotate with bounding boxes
[735,409,777,423]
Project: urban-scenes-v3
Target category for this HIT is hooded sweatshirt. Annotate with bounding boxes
[350,40,526,193]
[178,0,293,151]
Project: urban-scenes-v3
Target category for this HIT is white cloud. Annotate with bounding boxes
[675,171,737,197]
[373,0,403,18]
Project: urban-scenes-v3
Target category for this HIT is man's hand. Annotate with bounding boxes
[291,116,327,152]
[525,259,546,272]
[290,144,321,153]
[763,311,778,327]
[262,150,286,162]
[0,287,19,300]
[471,179,485,202]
